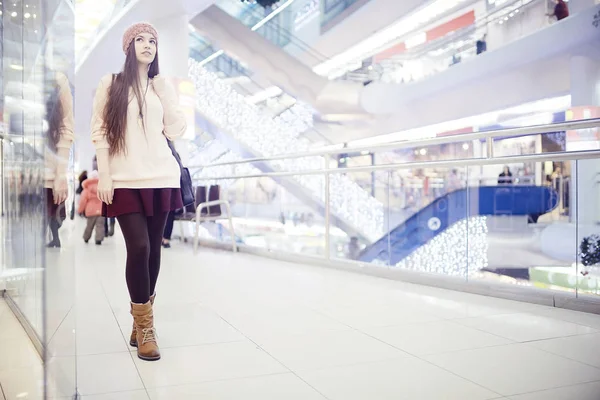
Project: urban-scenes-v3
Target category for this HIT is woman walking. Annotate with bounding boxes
[46,72,74,248]
[91,22,186,361]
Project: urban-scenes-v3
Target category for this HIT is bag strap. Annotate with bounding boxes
[167,138,184,168]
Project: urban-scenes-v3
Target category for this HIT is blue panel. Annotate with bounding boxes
[359,185,558,265]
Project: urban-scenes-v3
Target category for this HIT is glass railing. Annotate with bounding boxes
[184,118,600,303]
[189,32,251,78]
[213,0,331,66]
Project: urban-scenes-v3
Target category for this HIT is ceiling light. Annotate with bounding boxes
[32,13,36,18]
[462,143,469,150]
[11,11,17,17]
[499,20,503,24]
[419,148,427,155]
[509,12,514,17]
[24,12,30,18]
[10,64,24,70]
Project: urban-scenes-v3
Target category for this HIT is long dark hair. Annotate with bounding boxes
[102,42,159,156]
[46,80,64,151]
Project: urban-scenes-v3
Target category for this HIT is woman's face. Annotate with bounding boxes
[134,32,157,66]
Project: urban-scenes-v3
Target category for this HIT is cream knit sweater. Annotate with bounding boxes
[44,72,75,189]
[90,74,186,189]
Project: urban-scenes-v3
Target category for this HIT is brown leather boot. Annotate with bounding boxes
[130,301,160,361]
[130,293,155,347]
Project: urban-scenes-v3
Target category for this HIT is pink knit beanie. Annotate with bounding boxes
[122,22,158,54]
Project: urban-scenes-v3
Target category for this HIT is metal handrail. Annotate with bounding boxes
[193,149,600,181]
[190,118,600,170]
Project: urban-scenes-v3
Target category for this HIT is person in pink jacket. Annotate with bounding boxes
[78,171,105,245]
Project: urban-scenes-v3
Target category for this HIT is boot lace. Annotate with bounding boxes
[141,327,157,345]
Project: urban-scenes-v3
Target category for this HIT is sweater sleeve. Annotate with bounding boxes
[90,74,114,150]
[55,72,75,150]
[160,80,187,140]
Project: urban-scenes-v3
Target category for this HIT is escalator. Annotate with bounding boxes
[359,185,558,265]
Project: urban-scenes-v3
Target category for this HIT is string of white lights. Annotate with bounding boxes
[395,216,489,276]
[189,58,385,241]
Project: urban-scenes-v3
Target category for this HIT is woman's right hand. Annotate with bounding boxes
[97,174,114,205]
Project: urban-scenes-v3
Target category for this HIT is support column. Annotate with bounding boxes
[151,15,189,79]
[152,15,192,163]
[569,55,600,224]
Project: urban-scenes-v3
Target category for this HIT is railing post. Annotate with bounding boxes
[486,137,494,159]
[324,158,331,260]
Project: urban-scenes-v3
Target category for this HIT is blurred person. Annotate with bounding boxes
[91,22,186,361]
[476,34,487,55]
[76,170,88,217]
[498,166,513,185]
[347,237,360,260]
[77,170,88,195]
[446,169,462,193]
[78,171,105,245]
[162,210,175,248]
[548,0,569,20]
[451,53,461,65]
[45,72,74,248]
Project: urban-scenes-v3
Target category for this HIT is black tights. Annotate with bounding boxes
[117,212,168,304]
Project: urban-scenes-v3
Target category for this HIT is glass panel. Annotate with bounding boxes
[0,0,66,397]
[46,0,77,397]
[194,174,327,257]
[576,158,600,297]
[329,164,470,279]
[467,159,577,295]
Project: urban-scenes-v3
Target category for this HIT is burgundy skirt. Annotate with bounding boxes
[103,188,183,218]
[46,188,66,220]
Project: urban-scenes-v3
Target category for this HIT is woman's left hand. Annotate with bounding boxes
[53,176,68,205]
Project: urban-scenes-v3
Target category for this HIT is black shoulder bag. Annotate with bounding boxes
[167,139,195,207]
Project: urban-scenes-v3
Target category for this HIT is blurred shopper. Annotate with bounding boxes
[78,171,105,245]
[498,166,513,185]
[91,22,186,361]
[162,211,175,248]
[45,72,74,248]
[446,169,462,193]
[76,170,88,217]
[548,0,569,20]
[347,237,360,260]
[451,53,461,65]
[77,170,88,196]
[476,34,487,55]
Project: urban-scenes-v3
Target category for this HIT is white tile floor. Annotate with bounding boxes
[0,299,44,400]
[2,221,600,399]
